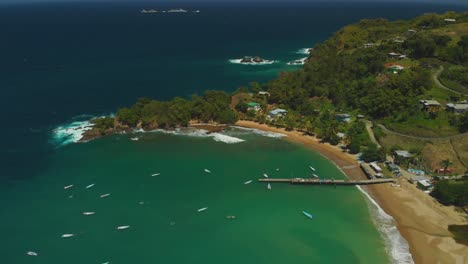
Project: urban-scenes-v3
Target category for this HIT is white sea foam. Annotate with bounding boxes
[137,127,245,144]
[287,57,308,65]
[52,120,95,146]
[211,133,245,144]
[230,126,287,138]
[296,48,313,54]
[356,186,414,264]
[229,59,277,65]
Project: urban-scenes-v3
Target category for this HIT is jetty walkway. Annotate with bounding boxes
[259,178,395,185]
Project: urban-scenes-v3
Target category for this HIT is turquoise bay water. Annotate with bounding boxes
[2,2,466,263]
[0,130,388,263]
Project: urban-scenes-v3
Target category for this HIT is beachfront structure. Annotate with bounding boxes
[446,103,468,114]
[393,150,413,164]
[247,102,261,112]
[417,180,433,190]
[387,163,400,173]
[370,162,382,173]
[269,108,288,118]
[410,175,427,184]
[444,18,456,22]
[335,113,351,123]
[420,99,442,112]
[258,91,270,96]
[359,163,376,179]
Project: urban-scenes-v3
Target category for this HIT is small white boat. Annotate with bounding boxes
[86,183,95,189]
[244,180,253,184]
[312,174,319,178]
[302,211,313,219]
[64,184,74,189]
[204,169,211,173]
[83,212,95,215]
[130,137,139,141]
[267,183,271,190]
[197,207,208,212]
[263,173,269,178]
[116,226,130,230]
[100,193,111,198]
[27,251,38,256]
[309,166,316,171]
[151,173,160,177]
[276,168,280,171]
[61,234,74,238]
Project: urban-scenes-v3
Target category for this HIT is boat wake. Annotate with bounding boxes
[228,59,277,65]
[356,186,414,264]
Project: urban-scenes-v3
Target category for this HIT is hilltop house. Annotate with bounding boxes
[393,150,413,165]
[363,43,375,48]
[387,52,407,60]
[247,102,261,112]
[392,36,405,43]
[420,100,442,112]
[258,91,270,96]
[269,108,288,118]
[444,18,456,22]
[335,113,351,123]
[407,29,417,36]
[446,103,468,114]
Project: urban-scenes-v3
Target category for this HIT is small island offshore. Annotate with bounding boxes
[81,11,468,263]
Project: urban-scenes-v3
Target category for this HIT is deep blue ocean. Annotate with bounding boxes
[1,1,466,180]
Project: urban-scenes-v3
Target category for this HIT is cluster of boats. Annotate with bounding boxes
[27,165,316,258]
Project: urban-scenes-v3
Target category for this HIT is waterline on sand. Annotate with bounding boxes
[356,186,414,264]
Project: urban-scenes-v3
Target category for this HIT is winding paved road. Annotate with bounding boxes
[376,124,468,141]
[432,66,468,96]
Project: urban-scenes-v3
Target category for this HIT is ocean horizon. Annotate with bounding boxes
[1,1,466,263]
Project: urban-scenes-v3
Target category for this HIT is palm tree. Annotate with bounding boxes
[439,159,453,175]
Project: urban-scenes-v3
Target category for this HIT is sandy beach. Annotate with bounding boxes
[235,120,468,264]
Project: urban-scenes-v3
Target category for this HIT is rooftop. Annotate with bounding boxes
[394,150,413,158]
[420,100,441,106]
[269,109,288,115]
[446,103,468,110]
[248,102,260,107]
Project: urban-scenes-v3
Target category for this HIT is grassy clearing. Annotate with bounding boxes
[384,112,459,137]
[376,128,467,174]
[450,135,468,171]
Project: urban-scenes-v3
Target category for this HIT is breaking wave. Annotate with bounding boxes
[51,119,95,147]
[229,59,277,65]
[230,126,286,138]
[356,186,414,264]
[296,48,312,54]
[287,57,308,65]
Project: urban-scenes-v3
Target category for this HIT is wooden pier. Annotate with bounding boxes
[258,178,395,185]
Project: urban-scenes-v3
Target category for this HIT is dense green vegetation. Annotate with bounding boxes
[265,12,467,122]
[449,225,468,246]
[114,91,238,129]
[432,180,468,206]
